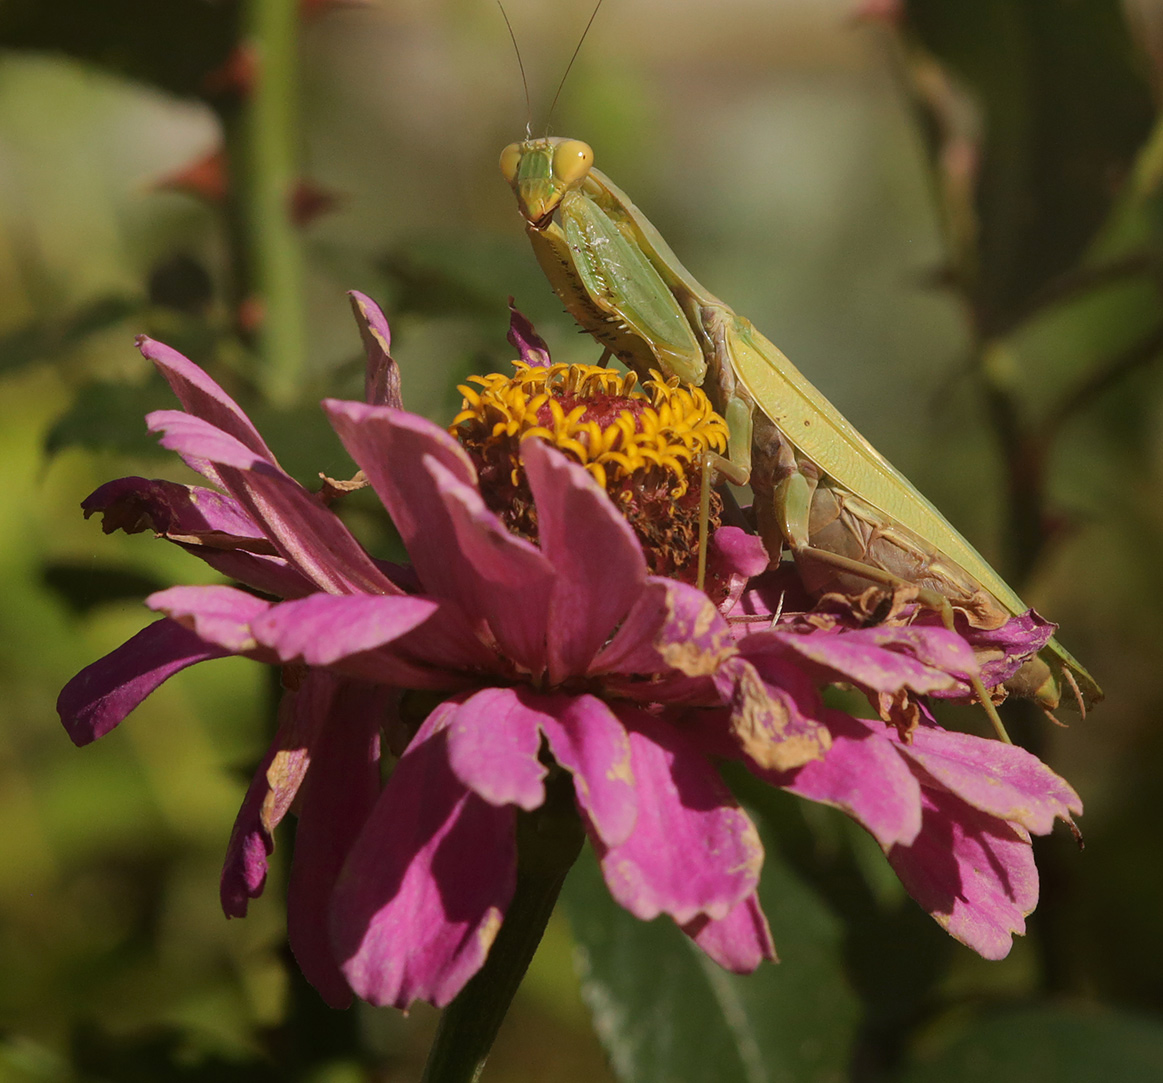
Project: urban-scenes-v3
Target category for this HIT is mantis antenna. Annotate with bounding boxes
[545,0,606,133]
[497,1,533,139]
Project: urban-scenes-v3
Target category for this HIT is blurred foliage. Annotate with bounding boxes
[1,0,1162,1081]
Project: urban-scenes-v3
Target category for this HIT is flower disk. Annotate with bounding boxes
[452,362,729,580]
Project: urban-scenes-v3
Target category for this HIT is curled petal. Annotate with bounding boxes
[888,785,1038,960]
[331,709,516,1009]
[147,585,272,653]
[682,892,777,972]
[140,335,279,464]
[348,291,402,408]
[287,678,385,1007]
[507,299,552,367]
[899,724,1082,834]
[522,438,648,682]
[596,710,763,926]
[57,618,227,745]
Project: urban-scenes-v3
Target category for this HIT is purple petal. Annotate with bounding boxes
[216,462,399,595]
[523,439,648,683]
[762,710,923,850]
[682,892,777,972]
[251,593,440,665]
[444,687,548,810]
[348,291,402,408]
[250,589,495,689]
[888,785,1038,959]
[82,476,264,539]
[428,455,555,672]
[749,624,978,697]
[715,658,832,771]
[538,695,637,847]
[595,710,763,925]
[221,740,279,917]
[935,608,1058,693]
[139,335,279,464]
[147,585,271,653]
[506,300,552,367]
[898,724,1082,834]
[589,579,675,678]
[331,706,516,1009]
[220,674,333,917]
[57,618,227,745]
[287,678,386,1008]
[148,409,274,472]
[187,548,318,600]
[325,402,555,667]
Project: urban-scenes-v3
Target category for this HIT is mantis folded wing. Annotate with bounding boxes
[501,136,1102,715]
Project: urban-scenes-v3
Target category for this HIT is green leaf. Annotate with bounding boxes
[900,1004,1163,1083]
[560,829,860,1083]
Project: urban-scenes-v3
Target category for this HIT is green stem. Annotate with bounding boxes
[421,772,586,1083]
[244,0,305,404]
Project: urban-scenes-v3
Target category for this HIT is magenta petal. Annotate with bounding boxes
[427,457,555,672]
[251,593,441,664]
[506,300,552,367]
[766,712,923,849]
[287,679,385,1008]
[445,687,548,809]
[539,695,637,847]
[899,725,1082,834]
[326,401,554,667]
[215,462,397,596]
[147,585,271,652]
[83,476,263,539]
[596,710,763,925]
[140,335,279,464]
[682,892,777,972]
[220,739,278,917]
[57,618,227,745]
[751,624,977,697]
[522,440,648,682]
[348,291,402,409]
[148,409,274,472]
[331,707,517,1009]
[220,672,340,918]
[888,786,1038,960]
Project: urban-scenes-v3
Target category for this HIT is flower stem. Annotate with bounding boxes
[244,0,305,405]
[421,773,586,1083]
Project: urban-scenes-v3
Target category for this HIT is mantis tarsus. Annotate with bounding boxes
[500,134,1103,726]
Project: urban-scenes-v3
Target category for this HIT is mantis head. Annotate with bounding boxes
[500,137,594,228]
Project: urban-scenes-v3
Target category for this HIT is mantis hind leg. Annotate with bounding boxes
[789,542,1014,744]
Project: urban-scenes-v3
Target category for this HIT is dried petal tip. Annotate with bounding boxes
[451,363,728,580]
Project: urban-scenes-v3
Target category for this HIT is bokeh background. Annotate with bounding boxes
[2,0,1162,1080]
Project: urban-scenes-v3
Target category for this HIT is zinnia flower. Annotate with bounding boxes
[57,292,1081,1020]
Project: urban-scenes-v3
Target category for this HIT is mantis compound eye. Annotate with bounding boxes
[552,139,593,185]
[499,142,522,185]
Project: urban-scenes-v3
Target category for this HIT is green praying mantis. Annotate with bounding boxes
[500,133,1103,729]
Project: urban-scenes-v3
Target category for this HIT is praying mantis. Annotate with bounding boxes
[500,134,1103,724]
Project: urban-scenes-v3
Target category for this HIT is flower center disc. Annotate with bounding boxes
[452,363,729,581]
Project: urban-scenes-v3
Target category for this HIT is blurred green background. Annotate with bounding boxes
[2,0,1163,1080]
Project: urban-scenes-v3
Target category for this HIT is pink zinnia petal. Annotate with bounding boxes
[538,694,637,847]
[331,708,516,1009]
[140,335,279,465]
[57,618,228,745]
[147,584,272,653]
[444,687,548,810]
[596,710,763,926]
[523,439,647,683]
[287,678,386,1008]
[348,291,402,409]
[682,892,778,972]
[888,785,1038,960]
[899,724,1082,834]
